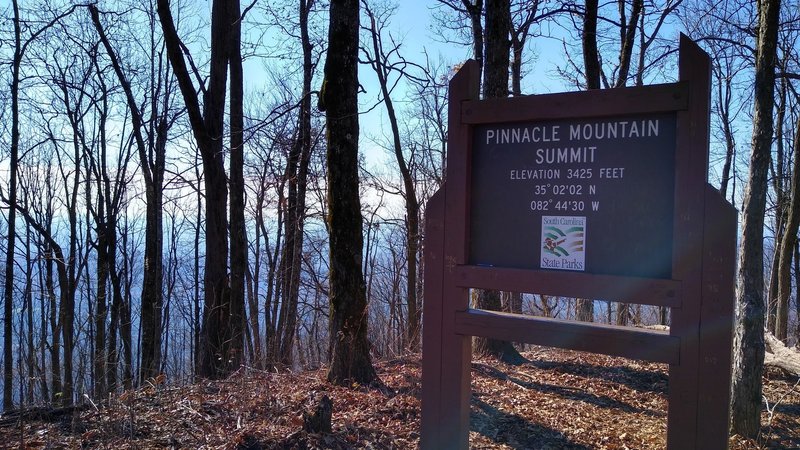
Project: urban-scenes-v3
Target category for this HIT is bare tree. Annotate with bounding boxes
[319,0,378,385]
[157,0,245,378]
[731,0,781,438]
[361,1,424,352]
[433,0,484,81]
[3,0,77,411]
[276,0,317,366]
[775,115,799,341]
[89,3,180,384]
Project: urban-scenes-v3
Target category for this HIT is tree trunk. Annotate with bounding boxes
[321,0,378,385]
[775,118,800,341]
[119,219,133,390]
[613,0,643,88]
[23,222,34,404]
[90,5,168,383]
[465,0,484,84]
[228,0,247,372]
[4,0,22,412]
[473,290,526,364]
[106,228,122,391]
[582,0,601,90]
[473,0,526,365]
[578,0,598,318]
[730,0,781,438]
[482,0,511,99]
[94,214,109,399]
[794,242,800,344]
[193,162,202,377]
[718,81,736,199]
[44,243,61,402]
[576,299,593,322]
[157,0,241,379]
[767,79,788,334]
[277,0,315,366]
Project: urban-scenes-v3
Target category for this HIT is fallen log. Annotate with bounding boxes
[764,332,800,376]
[0,404,88,428]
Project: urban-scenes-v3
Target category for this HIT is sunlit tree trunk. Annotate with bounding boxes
[775,118,800,341]
[731,0,781,438]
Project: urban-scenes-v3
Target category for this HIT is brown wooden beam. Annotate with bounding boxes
[462,82,689,124]
[454,265,682,308]
[454,309,680,364]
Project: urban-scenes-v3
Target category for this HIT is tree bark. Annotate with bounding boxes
[228,0,247,372]
[576,299,593,322]
[464,0,485,83]
[482,0,511,99]
[775,118,800,341]
[613,0,643,88]
[582,0,601,90]
[730,0,781,438]
[767,79,788,334]
[794,242,800,344]
[717,66,737,199]
[321,0,378,385]
[4,0,22,411]
[473,0,526,365]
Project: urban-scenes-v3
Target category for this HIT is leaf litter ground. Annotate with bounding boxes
[1,347,797,449]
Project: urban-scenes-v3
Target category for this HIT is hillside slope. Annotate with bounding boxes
[1,348,797,449]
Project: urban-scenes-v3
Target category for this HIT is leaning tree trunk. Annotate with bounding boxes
[321,0,378,385]
[730,0,781,439]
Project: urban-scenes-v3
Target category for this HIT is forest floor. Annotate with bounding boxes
[0,347,798,449]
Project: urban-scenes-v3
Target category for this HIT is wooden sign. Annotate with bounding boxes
[470,113,676,278]
[421,35,736,450]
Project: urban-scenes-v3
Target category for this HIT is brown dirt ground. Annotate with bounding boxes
[0,347,797,449]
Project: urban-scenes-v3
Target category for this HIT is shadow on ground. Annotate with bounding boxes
[471,397,592,450]
[472,362,662,417]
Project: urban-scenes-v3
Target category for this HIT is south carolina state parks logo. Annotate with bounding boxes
[541,216,586,271]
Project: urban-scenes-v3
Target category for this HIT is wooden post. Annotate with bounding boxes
[421,60,479,450]
[666,34,711,450]
[696,185,737,449]
[420,188,446,448]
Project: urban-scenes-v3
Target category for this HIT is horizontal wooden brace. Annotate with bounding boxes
[455,309,680,365]
[461,82,689,124]
[455,265,682,308]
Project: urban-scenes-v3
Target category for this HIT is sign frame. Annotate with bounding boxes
[420,35,736,450]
